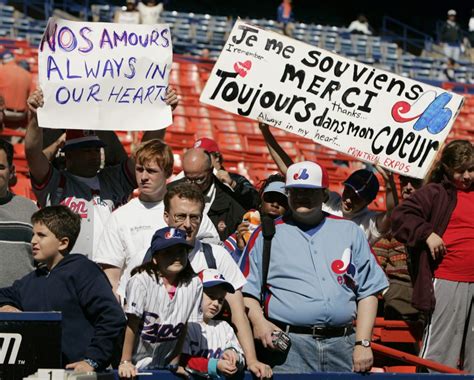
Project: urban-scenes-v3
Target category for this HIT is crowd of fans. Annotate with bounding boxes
[0,4,473,378]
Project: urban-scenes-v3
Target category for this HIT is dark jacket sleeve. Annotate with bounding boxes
[230,173,260,210]
[0,278,26,309]
[76,262,126,369]
[391,184,439,247]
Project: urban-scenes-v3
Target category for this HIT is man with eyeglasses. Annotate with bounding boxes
[161,181,272,379]
[193,137,259,210]
[93,140,219,302]
[181,148,246,241]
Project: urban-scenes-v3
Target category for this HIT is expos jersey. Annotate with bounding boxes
[124,271,203,369]
[32,163,135,257]
[241,215,388,326]
[183,320,244,360]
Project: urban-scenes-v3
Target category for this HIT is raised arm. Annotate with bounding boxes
[374,165,398,235]
[25,89,52,184]
[258,122,293,174]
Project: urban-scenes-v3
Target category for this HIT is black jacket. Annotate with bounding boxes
[208,176,246,241]
[0,254,126,369]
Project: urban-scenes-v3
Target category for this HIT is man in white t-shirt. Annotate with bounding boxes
[137,0,163,25]
[161,181,271,379]
[94,140,219,300]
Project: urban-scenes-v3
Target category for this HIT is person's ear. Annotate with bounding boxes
[163,210,170,225]
[59,237,70,252]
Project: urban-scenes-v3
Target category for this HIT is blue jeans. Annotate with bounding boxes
[264,332,355,373]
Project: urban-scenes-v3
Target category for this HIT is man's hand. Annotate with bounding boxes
[27,88,44,114]
[352,346,373,372]
[217,359,238,376]
[216,169,235,188]
[252,318,280,349]
[0,305,21,312]
[165,86,179,111]
[235,221,250,250]
[426,232,446,260]
[65,361,94,373]
[118,361,138,378]
[247,360,273,379]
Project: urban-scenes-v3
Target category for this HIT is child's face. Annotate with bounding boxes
[31,223,67,264]
[155,245,189,276]
[452,163,474,190]
[202,287,227,320]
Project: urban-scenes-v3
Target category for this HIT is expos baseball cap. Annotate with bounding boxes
[343,169,379,203]
[62,130,107,152]
[149,227,194,254]
[193,137,220,154]
[285,161,329,189]
[199,269,235,293]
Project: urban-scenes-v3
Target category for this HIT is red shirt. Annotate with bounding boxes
[435,189,474,282]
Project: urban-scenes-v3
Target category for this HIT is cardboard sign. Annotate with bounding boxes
[38,17,173,131]
[200,20,464,178]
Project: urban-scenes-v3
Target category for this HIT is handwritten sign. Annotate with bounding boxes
[200,20,464,178]
[38,17,173,131]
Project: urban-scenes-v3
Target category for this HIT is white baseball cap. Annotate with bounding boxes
[447,9,456,16]
[199,269,235,293]
[285,161,329,189]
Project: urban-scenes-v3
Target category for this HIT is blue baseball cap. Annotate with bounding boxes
[149,227,194,254]
[343,169,379,203]
[263,181,287,197]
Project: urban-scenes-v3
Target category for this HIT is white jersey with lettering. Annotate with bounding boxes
[125,271,203,369]
[183,320,244,360]
[32,164,135,258]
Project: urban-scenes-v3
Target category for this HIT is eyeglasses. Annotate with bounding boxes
[172,213,202,224]
[185,175,209,185]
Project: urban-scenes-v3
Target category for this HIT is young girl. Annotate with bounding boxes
[392,140,473,371]
[118,227,202,378]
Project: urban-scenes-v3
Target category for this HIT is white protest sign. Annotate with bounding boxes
[38,17,173,131]
[200,20,464,178]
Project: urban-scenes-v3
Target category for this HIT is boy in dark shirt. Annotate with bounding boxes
[0,205,126,372]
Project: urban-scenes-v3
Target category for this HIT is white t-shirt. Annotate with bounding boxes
[115,10,140,24]
[189,240,246,291]
[125,272,202,369]
[94,197,219,298]
[333,201,382,246]
[137,2,163,24]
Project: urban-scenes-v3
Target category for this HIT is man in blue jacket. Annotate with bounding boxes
[0,205,126,372]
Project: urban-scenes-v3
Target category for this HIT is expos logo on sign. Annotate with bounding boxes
[331,248,356,289]
[391,92,453,135]
[293,168,309,181]
[140,311,184,343]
